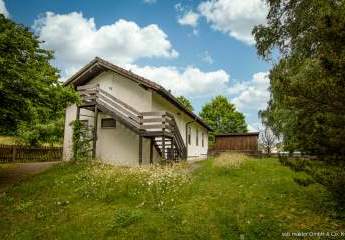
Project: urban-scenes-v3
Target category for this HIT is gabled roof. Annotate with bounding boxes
[64,57,212,131]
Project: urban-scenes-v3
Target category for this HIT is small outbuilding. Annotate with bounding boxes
[213,132,259,153]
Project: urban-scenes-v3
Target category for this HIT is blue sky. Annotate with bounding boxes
[2,0,271,131]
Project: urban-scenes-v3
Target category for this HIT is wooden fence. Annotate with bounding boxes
[0,144,63,163]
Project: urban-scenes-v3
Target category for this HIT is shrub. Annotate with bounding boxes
[311,163,345,210]
[279,155,345,211]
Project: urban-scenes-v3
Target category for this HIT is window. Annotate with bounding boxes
[101,118,116,128]
[202,132,204,147]
[187,126,191,145]
[196,128,199,146]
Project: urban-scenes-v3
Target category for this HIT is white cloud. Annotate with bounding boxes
[229,72,270,114]
[33,12,178,78]
[227,72,270,132]
[0,0,9,17]
[198,0,268,44]
[124,64,229,97]
[247,123,258,132]
[201,51,214,64]
[143,0,157,4]
[178,10,200,28]
[192,29,199,36]
[174,3,185,12]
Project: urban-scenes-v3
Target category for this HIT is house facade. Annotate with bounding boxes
[63,57,211,166]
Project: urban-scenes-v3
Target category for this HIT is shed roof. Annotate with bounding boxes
[63,57,212,131]
[215,132,259,137]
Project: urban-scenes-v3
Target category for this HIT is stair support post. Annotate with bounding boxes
[139,135,143,165]
[162,114,166,163]
[172,138,176,161]
[76,106,80,121]
[150,138,153,164]
[162,134,166,162]
[92,106,98,159]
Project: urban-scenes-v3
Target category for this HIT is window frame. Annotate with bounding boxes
[101,118,116,128]
[196,128,199,146]
[187,126,191,145]
[202,132,204,147]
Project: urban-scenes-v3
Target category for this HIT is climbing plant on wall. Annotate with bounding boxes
[71,120,93,161]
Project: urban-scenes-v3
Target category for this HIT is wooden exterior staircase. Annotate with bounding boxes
[76,84,187,164]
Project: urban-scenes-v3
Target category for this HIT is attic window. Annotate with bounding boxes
[101,118,116,128]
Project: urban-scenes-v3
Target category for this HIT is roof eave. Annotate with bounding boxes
[63,57,213,131]
[157,88,213,131]
[215,132,259,137]
[63,57,100,86]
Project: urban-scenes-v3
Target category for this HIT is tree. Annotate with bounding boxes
[17,118,65,146]
[253,0,345,207]
[199,95,247,142]
[259,125,279,156]
[176,96,194,112]
[0,14,78,144]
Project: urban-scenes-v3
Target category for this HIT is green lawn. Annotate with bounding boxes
[0,156,344,239]
[0,136,18,145]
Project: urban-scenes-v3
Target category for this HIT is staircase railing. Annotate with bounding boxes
[140,112,186,159]
[140,112,175,135]
[78,84,142,130]
[167,113,187,158]
[77,84,187,159]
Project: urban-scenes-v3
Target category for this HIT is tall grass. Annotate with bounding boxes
[71,162,192,210]
[213,152,250,169]
[0,136,18,145]
[1,158,344,239]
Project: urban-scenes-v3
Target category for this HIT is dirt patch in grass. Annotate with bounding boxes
[0,162,60,193]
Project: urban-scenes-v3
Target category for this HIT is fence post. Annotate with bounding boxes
[12,145,16,162]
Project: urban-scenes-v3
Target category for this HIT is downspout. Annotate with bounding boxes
[185,119,196,159]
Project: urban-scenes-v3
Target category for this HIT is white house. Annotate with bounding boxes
[63,57,211,166]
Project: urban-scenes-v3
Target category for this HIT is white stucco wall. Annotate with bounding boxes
[187,123,208,160]
[63,104,76,161]
[151,92,208,160]
[89,71,152,112]
[95,112,161,166]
